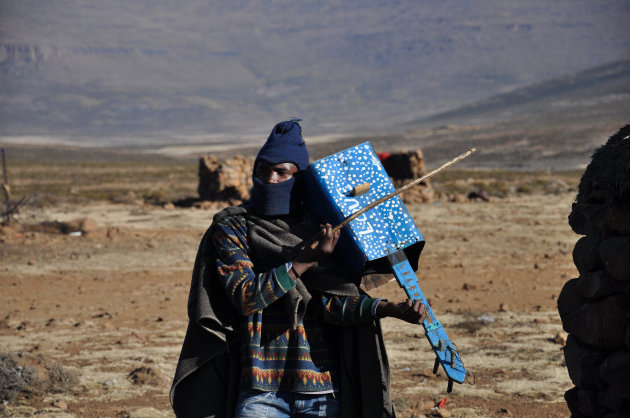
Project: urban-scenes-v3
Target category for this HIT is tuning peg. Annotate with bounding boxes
[349,182,370,196]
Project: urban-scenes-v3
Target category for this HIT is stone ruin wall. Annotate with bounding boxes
[197,155,254,206]
[197,149,434,204]
[558,125,630,417]
[379,149,435,203]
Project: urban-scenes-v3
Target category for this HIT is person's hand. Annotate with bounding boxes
[376,299,429,324]
[292,224,340,277]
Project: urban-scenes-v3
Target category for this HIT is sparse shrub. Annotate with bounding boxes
[453,315,493,334]
[47,362,79,394]
[0,354,42,403]
[453,320,485,334]
[144,190,168,205]
[494,180,511,196]
[0,353,78,404]
[110,190,139,204]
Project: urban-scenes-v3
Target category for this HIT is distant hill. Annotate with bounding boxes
[296,60,630,170]
[0,0,628,145]
[404,60,630,129]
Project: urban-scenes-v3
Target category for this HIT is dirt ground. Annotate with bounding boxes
[0,186,579,417]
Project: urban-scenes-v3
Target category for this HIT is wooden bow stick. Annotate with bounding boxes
[310,148,477,248]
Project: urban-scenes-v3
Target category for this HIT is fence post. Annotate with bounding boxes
[1,148,12,223]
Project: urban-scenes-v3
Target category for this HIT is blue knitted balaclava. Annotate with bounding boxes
[249,119,309,216]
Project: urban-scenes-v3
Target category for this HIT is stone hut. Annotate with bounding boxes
[379,149,435,203]
[197,155,253,204]
[558,125,630,416]
[198,148,433,204]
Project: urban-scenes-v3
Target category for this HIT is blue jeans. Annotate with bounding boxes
[234,390,339,418]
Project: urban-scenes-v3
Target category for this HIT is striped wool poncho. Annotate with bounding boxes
[212,214,381,393]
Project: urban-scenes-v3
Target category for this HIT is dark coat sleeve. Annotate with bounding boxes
[170,227,241,418]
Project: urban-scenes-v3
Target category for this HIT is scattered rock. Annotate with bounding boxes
[127,366,162,386]
[498,303,508,312]
[51,399,68,410]
[91,311,112,319]
[467,190,490,201]
[28,341,51,353]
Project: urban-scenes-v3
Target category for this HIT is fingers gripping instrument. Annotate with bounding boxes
[304,142,474,392]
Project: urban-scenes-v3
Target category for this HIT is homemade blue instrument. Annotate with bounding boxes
[304,142,470,392]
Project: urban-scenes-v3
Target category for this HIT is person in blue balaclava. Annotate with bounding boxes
[248,118,310,216]
[170,119,428,418]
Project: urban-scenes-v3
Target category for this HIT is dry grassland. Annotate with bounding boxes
[0,144,581,417]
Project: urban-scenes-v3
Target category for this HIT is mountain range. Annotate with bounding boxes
[0,0,628,151]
